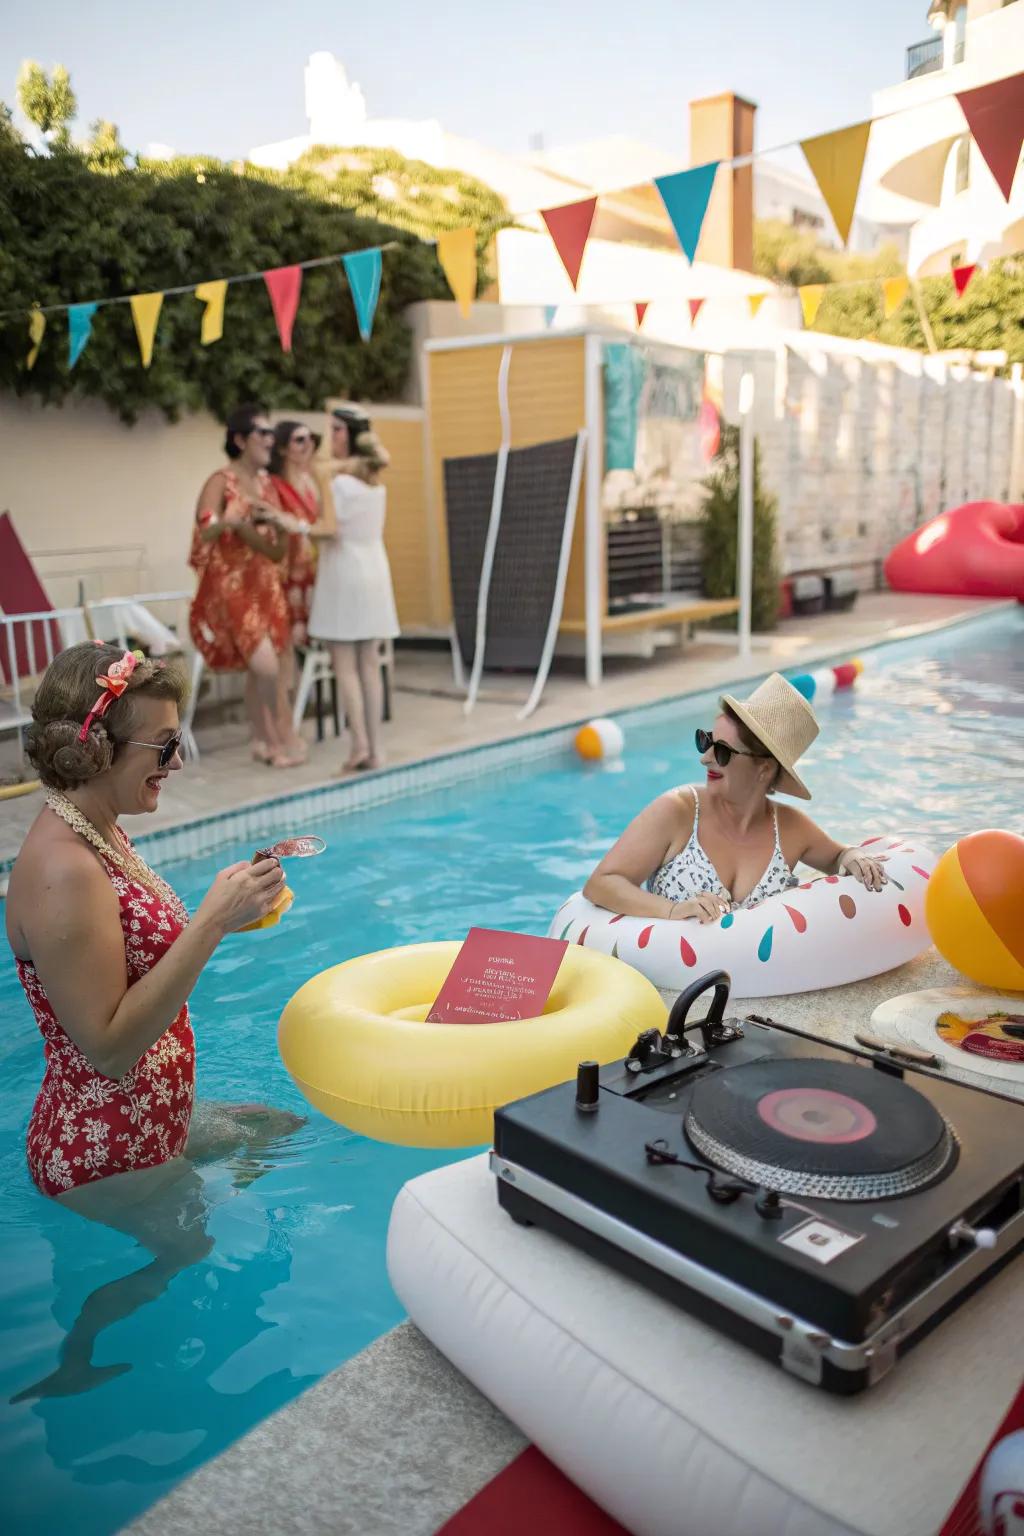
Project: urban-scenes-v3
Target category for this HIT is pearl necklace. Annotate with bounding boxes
[45,789,189,927]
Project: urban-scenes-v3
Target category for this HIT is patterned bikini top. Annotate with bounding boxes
[648,786,798,912]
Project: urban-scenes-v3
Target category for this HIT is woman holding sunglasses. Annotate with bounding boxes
[583,673,887,924]
[268,420,321,650]
[5,642,290,1199]
[189,403,306,768]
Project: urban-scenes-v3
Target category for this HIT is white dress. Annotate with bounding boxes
[308,473,400,643]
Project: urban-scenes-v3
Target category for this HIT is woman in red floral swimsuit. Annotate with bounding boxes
[6,642,299,1399]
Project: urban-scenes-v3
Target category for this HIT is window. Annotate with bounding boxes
[953,4,967,64]
[955,134,970,194]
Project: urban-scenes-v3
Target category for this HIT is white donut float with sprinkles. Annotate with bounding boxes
[548,837,937,998]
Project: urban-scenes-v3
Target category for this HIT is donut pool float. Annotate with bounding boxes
[278,940,666,1147]
[549,837,937,997]
[884,500,1024,599]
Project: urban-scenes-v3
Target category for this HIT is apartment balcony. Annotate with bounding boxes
[905,36,944,78]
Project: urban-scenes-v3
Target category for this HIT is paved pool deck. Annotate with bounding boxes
[0,591,1008,869]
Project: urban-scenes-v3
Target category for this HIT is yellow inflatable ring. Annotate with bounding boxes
[278,940,666,1147]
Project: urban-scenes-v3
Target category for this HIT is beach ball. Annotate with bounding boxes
[925,830,1024,989]
[575,718,624,762]
[789,673,816,701]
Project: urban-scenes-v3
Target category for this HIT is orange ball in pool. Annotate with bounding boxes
[925,830,1024,989]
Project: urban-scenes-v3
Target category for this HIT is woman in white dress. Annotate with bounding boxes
[308,411,400,773]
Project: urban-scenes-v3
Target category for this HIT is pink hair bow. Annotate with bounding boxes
[78,649,144,741]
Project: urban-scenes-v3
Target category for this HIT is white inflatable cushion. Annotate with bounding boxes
[388,1153,1023,1536]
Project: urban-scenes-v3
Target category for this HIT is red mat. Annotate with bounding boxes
[436,1445,629,1535]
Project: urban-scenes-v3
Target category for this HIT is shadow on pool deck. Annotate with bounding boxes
[0,591,1008,869]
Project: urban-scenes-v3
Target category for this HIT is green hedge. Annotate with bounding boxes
[0,143,509,422]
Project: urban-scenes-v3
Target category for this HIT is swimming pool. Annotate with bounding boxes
[1,608,1021,1533]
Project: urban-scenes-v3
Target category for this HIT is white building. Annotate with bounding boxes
[866,0,1024,274]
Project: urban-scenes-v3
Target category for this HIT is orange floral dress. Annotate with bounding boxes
[189,469,292,671]
[270,473,319,648]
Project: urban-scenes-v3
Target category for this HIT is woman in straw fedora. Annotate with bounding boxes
[584,673,887,923]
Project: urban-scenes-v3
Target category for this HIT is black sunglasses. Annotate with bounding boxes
[695,727,767,768]
[125,730,183,769]
[250,426,275,439]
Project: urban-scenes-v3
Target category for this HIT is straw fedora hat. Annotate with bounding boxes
[719,672,819,800]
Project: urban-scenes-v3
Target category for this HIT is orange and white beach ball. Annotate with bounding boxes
[925,829,1024,989]
[574,718,624,762]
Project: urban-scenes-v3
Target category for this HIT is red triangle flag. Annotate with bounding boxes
[263,264,303,352]
[952,263,977,299]
[689,298,705,324]
[634,302,649,328]
[540,197,598,290]
[956,71,1024,201]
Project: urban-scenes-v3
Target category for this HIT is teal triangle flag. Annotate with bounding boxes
[68,301,98,369]
[653,162,720,263]
[342,249,382,342]
[543,305,557,328]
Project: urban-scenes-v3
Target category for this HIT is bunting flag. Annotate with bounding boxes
[130,291,163,369]
[799,121,872,247]
[634,301,648,329]
[800,284,825,328]
[952,263,977,299]
[882,275,909,318]
[436,227,477,316]
[654,162,719,264]
[540,196,598,289]
[68,302,98,369]
[27,306,45,369]
[342,248,383,341]
[748,293,767,319]
[543,304,558,328]
[878,135,957,207]
[955,71,1024,201]
[263,264,303,352]
[688,298,705,325]
[195,279,227,345]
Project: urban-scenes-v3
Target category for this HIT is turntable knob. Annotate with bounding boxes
[575,1060,600,1113]
[948,1220,998,1251]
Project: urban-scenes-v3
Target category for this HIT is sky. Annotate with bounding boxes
[1,0,930,166]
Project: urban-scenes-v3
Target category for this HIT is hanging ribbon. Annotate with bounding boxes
[342,248,383,341]
[634,301,649,329]
[800,285,825,328]
[882,275,909,318]
[540,197,598,290]
[955,71,1024,201]
[263,265,303,352]
[130,291,163,369]
[195,279,227,345]
[799,122,872,247]
[27,306,45,369]
[68,302,98,369]
[654,163,720,264]
[952,263,977,299]
[436,227,477,317]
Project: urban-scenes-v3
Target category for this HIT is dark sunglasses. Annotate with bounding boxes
[250,426,275,439]
[290,432,312,445]
[695,727,767,768]
[125,730,182,769]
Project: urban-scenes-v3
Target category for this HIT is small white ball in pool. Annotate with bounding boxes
[575,718,625,762]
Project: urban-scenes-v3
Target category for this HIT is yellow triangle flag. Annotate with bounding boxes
[747,294,766,319]
[436,228,477,317]
[882,275,909,319]
[799,121,872,247]
[195,279,227,345]
[27,306,46,369]
[800,284,825,328]
[130,291,164,369]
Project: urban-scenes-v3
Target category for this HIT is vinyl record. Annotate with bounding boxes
[685,1058,956,1199]
[871,989,1024,1095]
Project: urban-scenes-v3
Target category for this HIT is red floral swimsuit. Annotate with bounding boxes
[18,854,196,1198]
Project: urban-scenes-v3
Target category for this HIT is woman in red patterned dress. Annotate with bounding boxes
[269,419,321,649]
[189,403,306,767]
[5,643,296,1398]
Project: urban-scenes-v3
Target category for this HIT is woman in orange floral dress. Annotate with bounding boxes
[189,404,306,767]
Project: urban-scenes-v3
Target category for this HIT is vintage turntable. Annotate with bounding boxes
[491,972,1024,1394]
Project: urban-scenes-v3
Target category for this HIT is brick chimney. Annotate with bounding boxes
[689,93,756,271]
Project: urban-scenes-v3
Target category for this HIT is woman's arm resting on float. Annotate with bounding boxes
[783,808,888,891]
[584,793,693,917]
[23,851,285,1080]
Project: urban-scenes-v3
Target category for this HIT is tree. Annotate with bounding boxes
[699,422,781,632]
[16,61,77,148]
[754,218,904,289]
[86,119,129,175]
[0,101,21,149]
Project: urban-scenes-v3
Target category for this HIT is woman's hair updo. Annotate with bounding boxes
[26,642,189,791]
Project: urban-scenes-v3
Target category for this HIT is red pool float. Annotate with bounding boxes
[884,500,1024,600]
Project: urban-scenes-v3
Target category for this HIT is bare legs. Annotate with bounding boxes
[329,639,384,771]
[246,638,305,767]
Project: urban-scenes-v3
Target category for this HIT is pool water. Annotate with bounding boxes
[1,609,1022,1533]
